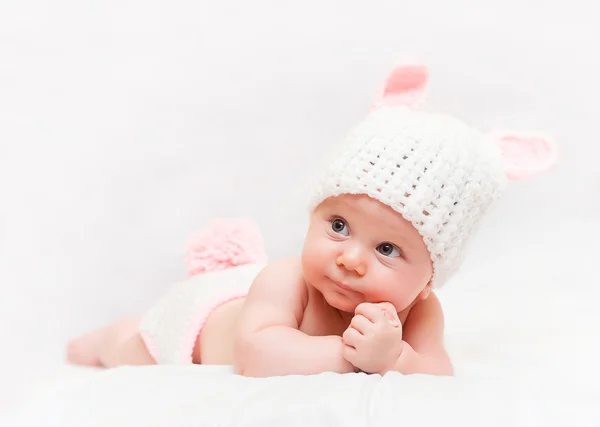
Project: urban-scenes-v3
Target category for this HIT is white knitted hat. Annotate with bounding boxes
[308,64,557,287]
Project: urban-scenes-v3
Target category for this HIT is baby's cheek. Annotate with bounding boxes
[308,246,329,272]
[306,233,331,258]
[301,240,328,275]
[370,270,411,306]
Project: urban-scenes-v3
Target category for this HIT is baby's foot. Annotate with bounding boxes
[66,328,106,367]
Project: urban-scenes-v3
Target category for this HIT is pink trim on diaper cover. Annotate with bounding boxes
[142,291,249,365]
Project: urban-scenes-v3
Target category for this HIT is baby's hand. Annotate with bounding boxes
[341,302,403,374]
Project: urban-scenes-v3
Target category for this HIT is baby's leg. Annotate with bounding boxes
[67,317,155,368]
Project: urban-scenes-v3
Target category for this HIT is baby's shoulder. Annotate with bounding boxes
[403,291,444,325]
[260,257,303,277]
[250,257,309,311]
[253,257,306,294]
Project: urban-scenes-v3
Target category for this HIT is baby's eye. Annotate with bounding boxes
[331,218,349,236]
[377,242,401,257]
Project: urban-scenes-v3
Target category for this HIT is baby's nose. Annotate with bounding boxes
[336,245,367,276]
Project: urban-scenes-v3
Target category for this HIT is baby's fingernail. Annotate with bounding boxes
[384,312,400,327]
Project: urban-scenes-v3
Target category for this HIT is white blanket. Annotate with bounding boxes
[3,359,598,427]
[4,221,600,426]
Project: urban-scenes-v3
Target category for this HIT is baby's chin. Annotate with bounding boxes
[321,286,411,315]
[320,288,362,315]
[306,275,362,314]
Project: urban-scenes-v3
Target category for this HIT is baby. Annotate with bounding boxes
[67,64,556,377]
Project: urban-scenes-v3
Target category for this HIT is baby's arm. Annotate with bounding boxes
[234,258,356,377]
[388,293,454,376]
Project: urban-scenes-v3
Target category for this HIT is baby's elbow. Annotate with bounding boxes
[233,331,265,377]
[233,333,251,376]
[414,350,454,377]
[435,355,454,376]
[440,363,454,377]
[232,352,246,376]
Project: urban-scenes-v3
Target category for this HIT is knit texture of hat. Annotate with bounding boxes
[307,64,557,287]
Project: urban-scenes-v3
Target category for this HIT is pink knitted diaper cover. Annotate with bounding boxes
[139,263,265,364]
[139,218,268,365]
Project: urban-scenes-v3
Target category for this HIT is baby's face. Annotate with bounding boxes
[301,194,433,314]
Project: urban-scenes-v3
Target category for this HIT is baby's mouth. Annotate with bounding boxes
[328,277,359,294]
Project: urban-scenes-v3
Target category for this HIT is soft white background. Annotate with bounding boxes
[1,0,599,412]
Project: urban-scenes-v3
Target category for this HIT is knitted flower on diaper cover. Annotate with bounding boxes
[185,218,268,276]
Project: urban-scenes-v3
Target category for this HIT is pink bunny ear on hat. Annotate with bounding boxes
[371,64,428,110]
[489,131,558,180]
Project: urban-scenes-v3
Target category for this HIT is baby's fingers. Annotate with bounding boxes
[342,326,363,348]
[376,302,401,327]
[342,343,359,366]
[350,315,371,334]
[355,302,385,322]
